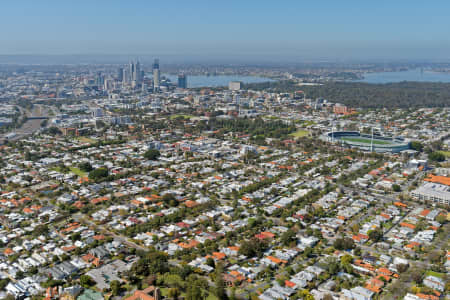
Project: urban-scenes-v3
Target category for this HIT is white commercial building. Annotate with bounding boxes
[410,182,450,205]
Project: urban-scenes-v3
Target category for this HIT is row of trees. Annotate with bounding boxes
[192,117,296,140]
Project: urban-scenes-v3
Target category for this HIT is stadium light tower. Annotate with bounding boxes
[370,127,374,152]
[331,121,334,142]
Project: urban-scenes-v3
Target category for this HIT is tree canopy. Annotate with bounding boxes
[144,149,161,160]
[88,167,109,180]
[239,237,269,258]
[333,237,355,250]
[129,250,169,277]
[244,80,450,108]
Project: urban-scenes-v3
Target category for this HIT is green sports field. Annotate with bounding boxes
[170,114,194,120]
[289,129,310,138]
[340,137,393,145]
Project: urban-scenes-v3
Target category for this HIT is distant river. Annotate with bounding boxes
[164,74,274,88]
[359,69,450,83]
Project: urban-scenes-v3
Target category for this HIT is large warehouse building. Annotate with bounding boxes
[410,175,450,206]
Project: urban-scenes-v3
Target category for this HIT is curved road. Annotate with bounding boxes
[3,104,50,141]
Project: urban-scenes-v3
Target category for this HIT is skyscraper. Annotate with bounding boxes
[178,74,187,89]
[126,60,142,86]
[133,61,141,83]
[122,68,130,84]
[129,62,135,82]
[153,59,160,92]
[96,72,104,89]
[117,67,124,82]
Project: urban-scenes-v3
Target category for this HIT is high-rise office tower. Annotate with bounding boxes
[153,59,160,92]
[234,94,240,106]
[133,61,141,83]
[96,72,104,89]
[117,67,124,82]
[129,62,135,82]
[178,74,187,89]
[104,78,114,91]
[122,68,130,84]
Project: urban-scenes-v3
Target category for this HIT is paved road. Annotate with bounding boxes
[3,104,50,141]
[2,270,17,283]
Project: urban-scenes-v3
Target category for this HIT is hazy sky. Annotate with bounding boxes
[1,0,450,61]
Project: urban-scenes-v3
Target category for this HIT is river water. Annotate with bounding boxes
[359,69,450,83]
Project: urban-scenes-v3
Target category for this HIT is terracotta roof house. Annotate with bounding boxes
[124,286,161,300]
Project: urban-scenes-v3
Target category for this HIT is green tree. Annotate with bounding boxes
[298,289,314,300]
[79,162,93,172]
[168,287,180,300]
[410,141,424,152]
[70,232,81,242]
[333,237,355,250]
[325,257,340,275]
[206,257,215,268]
[0,278,10,290]
[162,193,177,206]
[280,229,297,246]
[110,280,121,296]
[303,247,313,258]
[429,152,445,162]
[239,238,269,258]
[186,286,203,300]
[341,254,353,266]
[436,214,446,224]
[186,276,208,300]
[130,250,169,277]
[144,149,161,160]
[33,224,49,236]
[215,263,228,300]
[80,275,95,288]
[88,167,109,180]
[368,228,383,242]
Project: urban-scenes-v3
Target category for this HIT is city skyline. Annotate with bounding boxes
[1,1,450,61]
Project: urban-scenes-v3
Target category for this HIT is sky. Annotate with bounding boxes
[1,0,450,62]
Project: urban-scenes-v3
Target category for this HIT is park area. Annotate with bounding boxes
[289,129,310,138]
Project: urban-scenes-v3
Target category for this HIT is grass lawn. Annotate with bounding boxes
[170,114,194,120]
[159,288,168,296]
[206,294,219,300]
[69,167,87,177]
[340,137,392,145]
[50,166,63,173]
[438,151,450,158]
[425,270,445,278]
[160,287,217,299]
[160,287,185,297]
[76,136,96,144]
[289,129,310,138]
[51,166,87,177]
